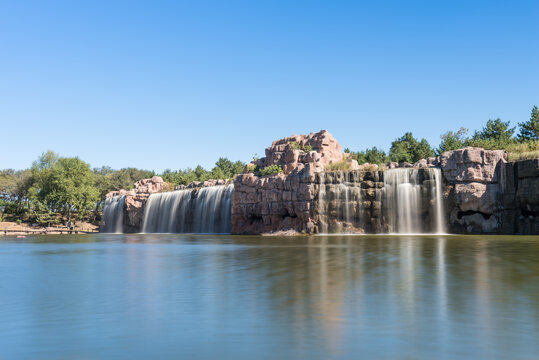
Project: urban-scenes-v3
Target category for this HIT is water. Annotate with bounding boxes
[1,234,538,360]
[383,168,446,234]
[101,195,125,233]
[142,184,234,233]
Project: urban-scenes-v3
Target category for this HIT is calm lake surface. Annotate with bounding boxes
[0,234,538,360]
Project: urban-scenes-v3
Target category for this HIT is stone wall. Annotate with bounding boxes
[502,159,539,234]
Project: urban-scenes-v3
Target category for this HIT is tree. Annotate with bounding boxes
[468,118,515,149]
[388,132,434,163]
[517,106,539,142]
[0,169,34,217]
[437,127,469,155]
[211,157,244,179]
[34,157,99,224]
[365,147,387,164]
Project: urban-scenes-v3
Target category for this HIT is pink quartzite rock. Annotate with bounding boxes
[233,130,348,234]
[249,130,344,175]
[440,147,506,183]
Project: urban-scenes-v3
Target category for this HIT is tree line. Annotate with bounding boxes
[346,105,539,164]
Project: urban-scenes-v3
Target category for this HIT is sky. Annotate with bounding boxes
[1,0,538,172]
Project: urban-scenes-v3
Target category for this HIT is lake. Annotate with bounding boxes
[0,234,538,359]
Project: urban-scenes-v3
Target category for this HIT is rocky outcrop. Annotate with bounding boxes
[233,130,347,234]
[247,130,354,175]
[440,147,507,233]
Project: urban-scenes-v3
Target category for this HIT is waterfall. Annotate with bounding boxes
[383,168,446,234]
[142,184,234,234]
[101,195,125,233]
[316,168,446,234]
[317,171,363,234]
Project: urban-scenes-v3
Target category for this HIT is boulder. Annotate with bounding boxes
[440,147,506,183]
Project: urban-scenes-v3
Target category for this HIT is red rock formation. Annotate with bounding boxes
[233,130,348,234]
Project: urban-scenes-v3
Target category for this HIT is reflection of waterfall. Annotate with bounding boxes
[101,195,125,233]
[383,168,446,234]
[142,185,234,234]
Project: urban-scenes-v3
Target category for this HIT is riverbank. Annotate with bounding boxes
[0,221,98,236]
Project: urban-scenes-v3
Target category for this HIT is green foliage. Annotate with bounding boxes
[245,164,257,173]
[517,106,539,142]
[0,168,33,216]
[325,159,351,171]
[437,127,469,155]
[364,147,387,164]
[467,118,515,149]
[161,158,245,186]
[259,164,284,176]
[93,166,155,199]
[389,132,434,163]
[33,157,99,221]
[29,200,61,226]
[290,141,314,152]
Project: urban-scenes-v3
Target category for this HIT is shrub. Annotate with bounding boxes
[325,159,351,171]
[290,141,313,152]
[246,164,258,173]
[259,165,283,176]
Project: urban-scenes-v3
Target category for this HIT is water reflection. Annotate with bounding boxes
[0,234,538,359]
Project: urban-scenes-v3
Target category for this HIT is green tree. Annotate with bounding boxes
[365,147,387,164]
[35,157,99,224]
[517,106,539,142]
[389,132,434,163]
[468,118,515,149]
[437,127,469,155]
[211,157,244,179]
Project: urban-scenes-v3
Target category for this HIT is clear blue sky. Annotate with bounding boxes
[1,0,538,172]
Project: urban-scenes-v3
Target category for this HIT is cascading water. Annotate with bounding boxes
[142,184,234,234]
[316,168,446,234]
[101,195,125,233]
[317,171,364,234]
[383,168,446,234]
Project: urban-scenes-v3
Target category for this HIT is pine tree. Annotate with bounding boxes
[518,106,539,142]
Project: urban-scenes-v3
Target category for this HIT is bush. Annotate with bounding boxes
[325,159,351,171]
[259,165,283,176]
[246,164,258,173]
[290,141,313,152]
